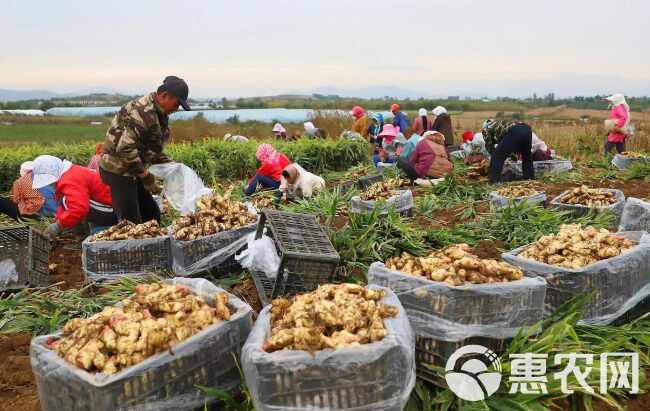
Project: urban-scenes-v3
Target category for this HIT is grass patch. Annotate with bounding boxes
[0,122,105,146]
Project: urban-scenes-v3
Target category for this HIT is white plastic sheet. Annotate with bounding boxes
[236,234,280,279]
[351,190,414,215]
[241,285,415,411]
[503,159,573,177]
[612,154,649,170]
[502,231,650,324]
[550,188,625,226]
[0,259,18,289]
[489,191,547,210]
[149,162,213,215]
[367,262,546,341]
[31,278,254,411]
[619,198,650,232]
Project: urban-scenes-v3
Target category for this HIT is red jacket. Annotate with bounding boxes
[55,165,113,228]
[257,153,291,181]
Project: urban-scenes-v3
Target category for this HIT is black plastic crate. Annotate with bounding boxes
[356,173,384,190]
[251,270,275,306]
[252,210,339,304]
[0,225,48,289]
[612,295,650,325]
[82,236,173,281]
[416,335,510,385]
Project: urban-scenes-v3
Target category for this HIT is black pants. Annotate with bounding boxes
[489,124,534,183]
[397,157,419,181]
[99,167,160,224]
[604,140,625,154]
[0,197,21,221]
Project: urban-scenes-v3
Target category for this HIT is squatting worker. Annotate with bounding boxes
[99,76,191,224]
[482,119,535,183]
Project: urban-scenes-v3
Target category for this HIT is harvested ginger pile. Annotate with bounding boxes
[386,244,523,286]
[173,191,256,240]
[263,284,398,353]
[360,178,407,201]
[48,283,231,374]
[494,184,540,198]
[558,185,616,207]
[621,151,647,159]
[520,224,635,269]
[89,220,166,241]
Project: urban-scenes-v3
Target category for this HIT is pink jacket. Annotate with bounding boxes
[607,104,629,143]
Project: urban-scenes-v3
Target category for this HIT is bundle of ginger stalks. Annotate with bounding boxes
[386,243,523,286]
[47,283,231,374]
[520,224,635,269]
[172,190,256,241]
[360,178,407,201]
[89,220,167,242]
[263,284,398,353]
[558,185,616,207]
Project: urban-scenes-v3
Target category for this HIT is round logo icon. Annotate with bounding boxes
[444,345,502,401]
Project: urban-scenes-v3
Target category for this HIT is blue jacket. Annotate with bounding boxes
[392,112,409,133]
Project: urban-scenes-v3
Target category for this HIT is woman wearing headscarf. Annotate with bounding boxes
[372,124,404,167]
[31,155,116,239]
[397,131,453,182]
[350,106,372,139]
[272,123,287,140]
[304,122,326,139]
[531,133,552,161]
[390,103,409,133]
[604,94,632,154]
[482,119,534,183]
[0,161,58,221]
[279,164,325,201]
[368,112,385,145]
[431,106,454,147]
[244,144,291,196]
[87,144,103,171]
[411,108,432,136]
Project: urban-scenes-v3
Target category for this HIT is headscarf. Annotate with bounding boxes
[418,108,427,117]
[256,144,279,165]
[304,122,316,131]
[462,131,474,143]
[418,108,429,130]
[350,106,365,119]
[272,123,286,135]
[390,103,400,113]
[423,131,445,145]
[95,143,103,155]
[20,161,34,177]
[372,112,384,124]
[432,106,447,116]
[606,94,631,126]
[31,155,73,189]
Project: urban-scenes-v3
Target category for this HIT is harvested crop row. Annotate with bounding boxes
[47,283,231,374]
[621,151,648,159]
[89,220,166,242]
[386,244,523,286]
[519,224,635,269]
[172,191,256,241]
[263,284,398,353]
[558,185,616,207]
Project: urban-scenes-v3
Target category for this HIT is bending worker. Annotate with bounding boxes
[279,164,325,201]
[482,119,534,183]
[99,76,191,223]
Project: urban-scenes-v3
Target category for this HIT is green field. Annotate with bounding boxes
[0,122,105,146]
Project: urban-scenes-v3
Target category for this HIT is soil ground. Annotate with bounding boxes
[3,163,650,410]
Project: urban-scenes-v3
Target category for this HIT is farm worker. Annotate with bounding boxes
[304,122,326,138]
[350,106,371,139]
[279,164,325,201]
[86,143,103,171]
[223,133,250,142]
[0,161,58,221]
[100,76,190,224]
[244,144,291,196]
[531,133,552,161]
[432,106,454,147]
[398,133,422,161]
[369,112,385,146]
[411,108,432,136]
[604,94,631,154]
[397,131,453,182]
[31,155,117,239]
[390,103,409,134]
[372,124,401,167]
[272,123,287,139]
[482,119,534,183]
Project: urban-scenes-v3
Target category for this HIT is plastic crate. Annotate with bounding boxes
[356,173,384,190]
[252,210,339,304]
[0,225,49,289]
[612,295,650,325]
[82,236,173,282]
[416,336,510,384]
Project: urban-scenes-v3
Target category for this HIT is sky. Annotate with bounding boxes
[2,0,649,98]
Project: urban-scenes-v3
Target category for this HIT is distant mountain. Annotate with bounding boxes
[0,87,119,102]
[311,86,439,99]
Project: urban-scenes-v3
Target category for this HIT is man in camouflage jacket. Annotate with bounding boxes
[99,76,190,223]
[481,119,534,183]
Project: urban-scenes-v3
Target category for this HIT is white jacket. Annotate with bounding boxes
[279,163,325,199]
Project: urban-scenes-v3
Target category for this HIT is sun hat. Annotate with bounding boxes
[432,106,447,116]
[31,155,72,189]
